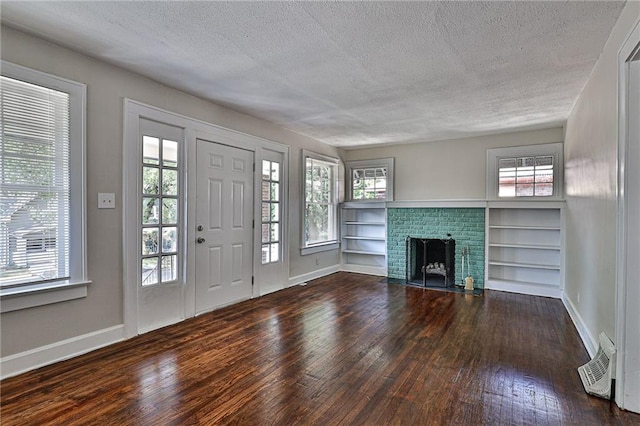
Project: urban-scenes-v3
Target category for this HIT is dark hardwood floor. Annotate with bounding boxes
[1,272,638,425]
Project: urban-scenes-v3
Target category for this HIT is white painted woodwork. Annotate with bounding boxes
[340,202,387,276]
[137,118,185,334]
[195,140,254,314]
[485,206,564,298]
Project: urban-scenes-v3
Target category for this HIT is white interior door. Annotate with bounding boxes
[137,118,185,334]
[195,139,254,313]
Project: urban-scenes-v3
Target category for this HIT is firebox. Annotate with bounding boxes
[405,237,456,287]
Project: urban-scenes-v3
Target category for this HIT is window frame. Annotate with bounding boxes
[301,150,340,255]
[261,159,281,264]
[0,61,89,313]
[345,158,395,202]
[486,143,564,201]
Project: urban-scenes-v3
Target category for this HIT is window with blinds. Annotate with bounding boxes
[1,73,75,289]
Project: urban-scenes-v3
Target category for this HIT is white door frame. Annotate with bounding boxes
[123,99,290,337]
[616,19,640,411]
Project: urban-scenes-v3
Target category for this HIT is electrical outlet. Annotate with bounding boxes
[98,193,116,209]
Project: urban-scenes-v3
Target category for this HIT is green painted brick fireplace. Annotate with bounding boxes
[387,208,485,287]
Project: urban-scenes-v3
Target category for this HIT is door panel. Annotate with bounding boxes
[137,118,185,334]
[195,140,254,313]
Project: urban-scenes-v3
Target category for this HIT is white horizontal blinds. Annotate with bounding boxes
[0,76,70,288]
[352,166,386,200]
[498,156,554,197]
[304,156,336,246]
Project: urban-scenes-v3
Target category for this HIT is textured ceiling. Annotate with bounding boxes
[0,1,625,148]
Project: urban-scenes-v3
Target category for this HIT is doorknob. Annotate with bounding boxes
[197,237,205,244]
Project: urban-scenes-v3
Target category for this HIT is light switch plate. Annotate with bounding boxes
[98,193,116,209]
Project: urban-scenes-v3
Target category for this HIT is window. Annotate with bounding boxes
[346,158,394,201]
[261,159,280,264]
[0,61,87,303]
[140,134,180,285]
[487,143,563,200]
[302,150,339,254]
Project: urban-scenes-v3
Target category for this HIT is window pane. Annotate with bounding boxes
[163,140,178,167]
[262,202,270,222]
[262,181,270,201]
[162,169,178,196]
[141,257,159,286]
[262,160,271,180]
[270,202,279,222]
[305,203,329,245]
[271,161,280,182]
[270,242,280,263]
[142,228,159,255]
[364,168,375,178]
[161,255,177,282]
[142,198,159,224]
[262,224,270,243]
[143,167,159,194]
[535,183,554,196]
[162,227,177,253]
[516,184,534,197]
[162,199,178,224]
[261,244,270,264]
[270,223,279,242]
[270,182,279,202]
[143,136,160,165]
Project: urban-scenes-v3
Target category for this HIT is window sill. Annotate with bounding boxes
[301,242,339,256]
[0,280,91,313]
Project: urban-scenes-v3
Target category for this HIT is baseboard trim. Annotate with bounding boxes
[0,324,125,380]
[288,264,341,287]
[562,294,597,357]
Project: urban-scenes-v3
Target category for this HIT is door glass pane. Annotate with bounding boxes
[143,167,159,194]
[161,255,177,282]
[162,199,178,224]
[162,227,177,253]
[143,136,160,165]
[163,140,178,167]
[271,161,280,181]
[262,203,270,221]
[142,257,159,286]
[142,198,159,224]
[142,228,159,255]
[270,223,279,242]
[262,160,271,180]
[270,243,279,262]
[270,202,279,222]
[270,182,279,201]
[262,181,270,201]
[162,169,178,195]
[262,224,269,243]
[262,244,270,263]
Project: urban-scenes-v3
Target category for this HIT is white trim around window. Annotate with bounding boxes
[345,157,394,202]
[0,61,89,313]
[301,150,340,255]
[486,142,564,201]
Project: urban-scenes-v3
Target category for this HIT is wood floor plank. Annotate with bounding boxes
[1,272,638,425]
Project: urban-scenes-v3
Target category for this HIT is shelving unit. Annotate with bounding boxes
[340,202,387,276]
[485,204,564,298]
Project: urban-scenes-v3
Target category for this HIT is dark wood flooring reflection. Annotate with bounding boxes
[2,272,638,425]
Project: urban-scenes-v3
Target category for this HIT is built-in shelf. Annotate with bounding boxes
[343,236,386,241]
[488,260,560,270]
[486,206,564,298]
[341,202,387,276]
[489,243,560,250]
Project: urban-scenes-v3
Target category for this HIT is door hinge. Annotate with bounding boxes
[252,276,255,286]
[252,219,255,229]
[253,162,256,172]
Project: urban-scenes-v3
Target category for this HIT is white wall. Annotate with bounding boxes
[343,127,563,201]
[564,2,640,345]
[0,26,341,357]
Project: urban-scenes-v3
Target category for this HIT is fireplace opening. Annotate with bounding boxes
[406,237,456,287]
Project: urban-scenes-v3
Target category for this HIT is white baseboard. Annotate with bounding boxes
[288,264,341,287]
[340,264,387,276]
[0,324,125,380]
[562,294,597,358]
